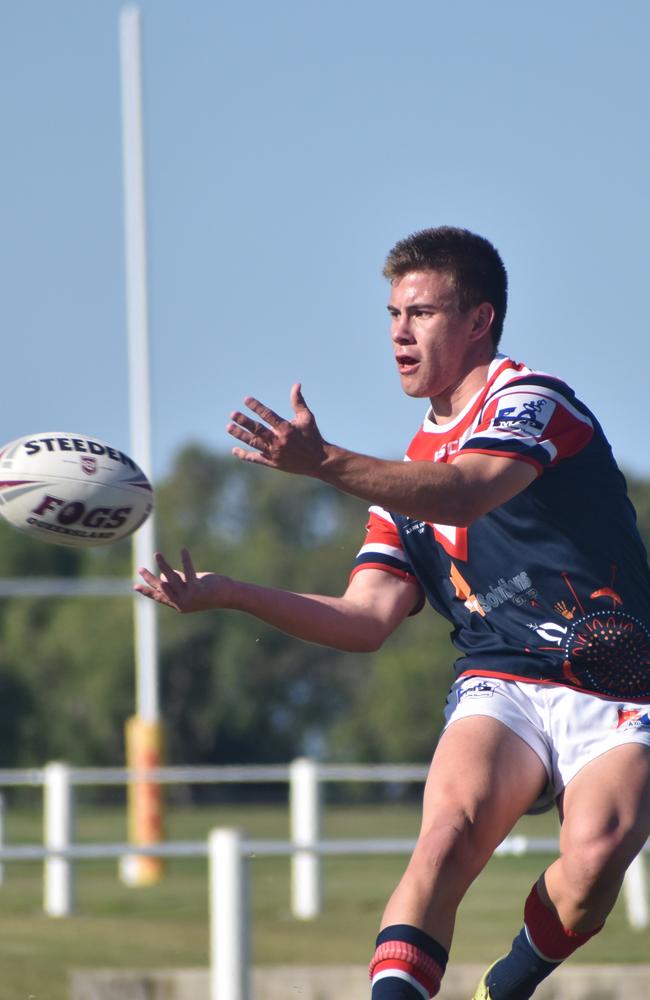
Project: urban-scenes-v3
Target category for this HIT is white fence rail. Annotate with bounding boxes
[1,828,640,1000]
[0,759,647,960]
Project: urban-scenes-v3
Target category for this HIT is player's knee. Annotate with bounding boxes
[561,826,639,904]
[411,812,487,886]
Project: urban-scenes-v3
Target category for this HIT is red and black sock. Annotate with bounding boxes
[485,884,603,999]
[369,923,448,998]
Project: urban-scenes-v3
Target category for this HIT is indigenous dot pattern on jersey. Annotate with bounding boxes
[351,356,650,701]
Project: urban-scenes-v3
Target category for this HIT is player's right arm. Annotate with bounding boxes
[134,549,420,653]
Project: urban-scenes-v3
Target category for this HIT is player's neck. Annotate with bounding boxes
[429,359,493,425]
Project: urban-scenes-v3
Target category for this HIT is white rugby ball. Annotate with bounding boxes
[0,432,154,548]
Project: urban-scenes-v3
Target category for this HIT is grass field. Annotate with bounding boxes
[0,798,648,1000]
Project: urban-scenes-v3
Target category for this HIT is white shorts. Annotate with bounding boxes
[443,676,650,813]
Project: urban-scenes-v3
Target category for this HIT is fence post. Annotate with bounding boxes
[290,757,322,919]
[43,761,75,916]
[209,827,250,1000]
[623,849,649,930]
[0,792,4,884]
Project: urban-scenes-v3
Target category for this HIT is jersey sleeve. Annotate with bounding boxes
[457,376,594,474]
[350,504,422,588]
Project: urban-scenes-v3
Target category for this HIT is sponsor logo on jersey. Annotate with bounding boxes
[469,572,537,615]
[433,439,461,462]
[493,394,555,436]
[526,621,569,645]
[403,520,427,536]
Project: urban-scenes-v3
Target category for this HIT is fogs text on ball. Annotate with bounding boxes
[0,432,153,547]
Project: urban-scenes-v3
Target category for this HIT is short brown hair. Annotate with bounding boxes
[383,226,508,348]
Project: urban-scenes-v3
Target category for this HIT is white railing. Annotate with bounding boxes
[1,825,646,1000]
[0,759,647,952]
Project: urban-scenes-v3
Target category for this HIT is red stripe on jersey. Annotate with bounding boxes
[456,668,650,702]
[456,447,544,475]
[432,523,468,560]
[363,509,402,545]
[542,405,593,463]
[349,561,416,583]
[352,510,424,601]
[363,508,469,566]
[405,359,529,466]
[476,385,593,466]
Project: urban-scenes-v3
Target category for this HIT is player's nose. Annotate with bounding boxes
[390,315,414,343]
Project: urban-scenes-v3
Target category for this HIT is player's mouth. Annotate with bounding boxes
[396,354,419,374]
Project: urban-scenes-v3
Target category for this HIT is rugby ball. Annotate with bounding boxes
[0,432,153,548]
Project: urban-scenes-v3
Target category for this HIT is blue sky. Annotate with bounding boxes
[2,1,648,483]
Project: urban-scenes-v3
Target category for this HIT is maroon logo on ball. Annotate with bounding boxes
[81,456,97,476]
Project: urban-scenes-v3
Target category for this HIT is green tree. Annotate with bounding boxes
[0,519,83,577]
[0,446,647,770]
[153,446,370,764]
[0,596,134,765]
[331,606,454,763]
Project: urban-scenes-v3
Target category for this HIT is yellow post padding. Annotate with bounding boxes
[121,714,164,886]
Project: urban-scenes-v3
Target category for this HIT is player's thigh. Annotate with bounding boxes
[420,715,548,849]
[560,742,650,862]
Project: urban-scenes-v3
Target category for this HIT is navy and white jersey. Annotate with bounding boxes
[351,356,650,701]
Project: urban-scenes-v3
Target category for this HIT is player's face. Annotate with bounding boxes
[387,269,486,408]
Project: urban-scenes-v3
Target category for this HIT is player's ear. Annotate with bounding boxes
[470,302,494,342]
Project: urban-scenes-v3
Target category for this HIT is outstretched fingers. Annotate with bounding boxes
[290,382,308,414]
[155,551,183,587]
[242,396,285,428]
[227,414,271,452]
[181,547,197,583]
[134,566,179,610]
[230,445,274,466]
[227,386,324,474]
[229,412,269,437]
[133,551,193,610]
[227,397,286,464]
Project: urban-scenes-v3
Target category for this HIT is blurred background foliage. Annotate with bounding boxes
[0,447,647,772]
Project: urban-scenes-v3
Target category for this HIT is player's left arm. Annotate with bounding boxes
[295,449,535,525]
[228,385,536,525]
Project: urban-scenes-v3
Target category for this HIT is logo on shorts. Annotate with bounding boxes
[458,680,498,702]
[615,707,650,732]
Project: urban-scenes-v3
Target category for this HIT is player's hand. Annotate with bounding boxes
[134,549,234,613]
[227,383,328,475]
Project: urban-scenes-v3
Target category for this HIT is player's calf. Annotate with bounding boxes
[369,924,448,998]
[471,882,603,999]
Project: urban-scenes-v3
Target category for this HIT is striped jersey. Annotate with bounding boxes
[351,355,650,701]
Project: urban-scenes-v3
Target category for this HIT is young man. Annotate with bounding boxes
[135,227,650,999]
